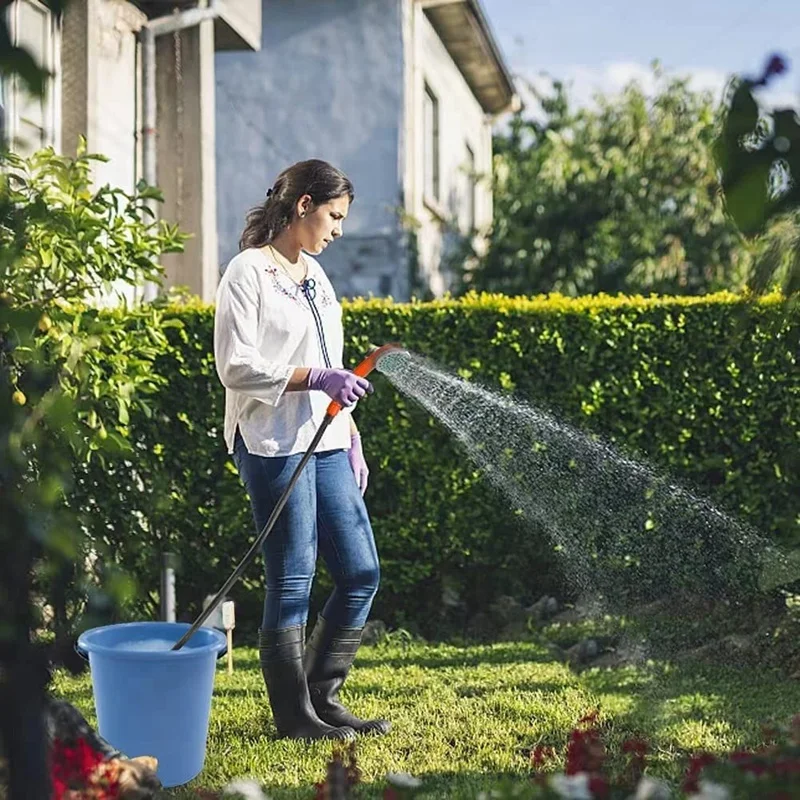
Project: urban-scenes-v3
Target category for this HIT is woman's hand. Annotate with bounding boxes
[307,368,373,407]
[347,432,369,495]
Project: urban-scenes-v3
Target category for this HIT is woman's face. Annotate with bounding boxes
[297,194,350,256]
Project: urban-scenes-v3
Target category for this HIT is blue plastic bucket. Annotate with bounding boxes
[76,621,227,788]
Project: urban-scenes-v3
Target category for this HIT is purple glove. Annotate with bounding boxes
[306,367,373,407]
[348,433,369,495]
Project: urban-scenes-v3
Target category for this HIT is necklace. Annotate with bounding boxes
[267,244,308,285]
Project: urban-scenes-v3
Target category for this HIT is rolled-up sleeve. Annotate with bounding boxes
[214,275,295,406]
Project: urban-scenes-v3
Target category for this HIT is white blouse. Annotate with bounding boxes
[213,247,352,458]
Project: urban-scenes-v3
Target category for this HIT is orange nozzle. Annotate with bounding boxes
[325,342,406,417]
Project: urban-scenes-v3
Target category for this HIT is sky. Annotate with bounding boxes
[479,0,800,113]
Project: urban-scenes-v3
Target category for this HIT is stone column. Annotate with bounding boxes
[156,17,218,302]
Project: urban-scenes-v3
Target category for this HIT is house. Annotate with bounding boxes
[3,0,517,303]
[1,0,261,303]
[215,0,518,299]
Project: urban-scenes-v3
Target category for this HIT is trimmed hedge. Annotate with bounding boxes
[71,292,799,637]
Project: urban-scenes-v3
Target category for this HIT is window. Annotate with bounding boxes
[464,143,476,231]
[423,82,440,203]
[5,0,59,155]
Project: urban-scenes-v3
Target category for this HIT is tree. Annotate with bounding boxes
[1,14,190,795]
[466,65,750,297]
[715,54,800,297]
[0,143,184,797]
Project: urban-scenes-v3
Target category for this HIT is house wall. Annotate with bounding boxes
[214,0,407,299]
[63,1,221,302]
[406,2,494,297]
[6,0,250,304]
[59,0,145,306]
[156,19,220,302]
[59,0,145,193]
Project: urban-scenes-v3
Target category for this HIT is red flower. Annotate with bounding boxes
[771,758,800,777]
[588,774,610,798]
[50,737,119,800]
[621,737,648,757]
[683,752,717,793]
[530,744,556,769]
[565,726,606,775]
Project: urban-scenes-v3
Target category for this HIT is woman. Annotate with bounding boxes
[213,159,389,741]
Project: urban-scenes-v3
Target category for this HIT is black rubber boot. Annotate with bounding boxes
[258,625,356,741]
[304,616,391,736]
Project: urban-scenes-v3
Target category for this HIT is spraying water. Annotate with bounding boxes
[376,350,790,610]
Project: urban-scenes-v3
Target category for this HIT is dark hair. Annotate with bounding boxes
[239,159,355,250]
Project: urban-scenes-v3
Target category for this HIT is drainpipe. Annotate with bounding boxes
[139,0,221,302]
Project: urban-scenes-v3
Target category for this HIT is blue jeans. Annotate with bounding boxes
[232,431,380,631]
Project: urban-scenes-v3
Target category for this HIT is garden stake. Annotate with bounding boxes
[172,343,407,651]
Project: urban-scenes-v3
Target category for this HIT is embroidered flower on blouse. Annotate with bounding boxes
[263,263,306,308]
[263,262,334,311]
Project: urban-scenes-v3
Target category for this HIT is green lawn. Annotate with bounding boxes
[51,639,800,798]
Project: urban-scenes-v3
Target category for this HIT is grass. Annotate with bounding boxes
[50,637,800,798]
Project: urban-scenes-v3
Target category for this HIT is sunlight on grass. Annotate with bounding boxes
[50,640,800,798]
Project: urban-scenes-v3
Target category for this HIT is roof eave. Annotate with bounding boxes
[418,0,519,115]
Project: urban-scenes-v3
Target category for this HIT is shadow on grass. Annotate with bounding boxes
[576,658,800,755]
[229,642,554,673]
[354,644,555,671]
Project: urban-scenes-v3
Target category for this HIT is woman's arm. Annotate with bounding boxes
[214,276,298,405]
[284,367,311,391]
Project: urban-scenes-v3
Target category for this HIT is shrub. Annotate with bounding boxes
[70,292,798,637]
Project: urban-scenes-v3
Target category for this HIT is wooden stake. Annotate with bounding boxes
[222,600,235,674]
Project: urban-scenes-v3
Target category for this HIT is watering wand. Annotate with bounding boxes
[172,343,406,651]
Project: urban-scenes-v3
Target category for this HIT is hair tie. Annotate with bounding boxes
[266,188,274,198]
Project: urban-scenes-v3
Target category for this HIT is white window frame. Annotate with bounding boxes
[464,141,476,232]
[423,81,440,204]
[3,0,61,154]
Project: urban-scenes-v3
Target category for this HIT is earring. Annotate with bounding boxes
[300,212,305,218]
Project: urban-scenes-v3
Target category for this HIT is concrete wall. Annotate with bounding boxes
[214,0,406,299]
[60,0,143,188]
[60,0,221,303]
[58,0,145,306]
[406,3,494,297]
[86,0,144,193]
[156,18,219,302]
